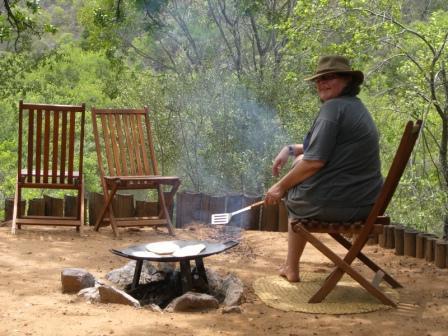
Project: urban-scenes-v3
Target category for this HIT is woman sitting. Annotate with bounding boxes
[265,55,383,282]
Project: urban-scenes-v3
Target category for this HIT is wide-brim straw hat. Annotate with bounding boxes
[305,55,364,85]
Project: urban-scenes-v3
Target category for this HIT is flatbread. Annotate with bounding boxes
[145,241,179,255]
[172,243,206,257]
[131,250,160,258]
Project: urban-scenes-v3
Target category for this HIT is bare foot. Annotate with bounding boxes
[278,265,300,282]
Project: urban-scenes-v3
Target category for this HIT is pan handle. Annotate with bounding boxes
[223,240,239,248]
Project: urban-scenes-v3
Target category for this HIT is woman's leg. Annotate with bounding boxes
[279,219,307,282]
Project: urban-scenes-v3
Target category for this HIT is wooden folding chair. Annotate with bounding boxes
[291,120,422,307]
[91,107,180,237]
[12,101,86,234]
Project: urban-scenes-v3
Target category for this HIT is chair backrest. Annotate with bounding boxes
[367,119,422,223]
[91,107,159,178]
[18,100,86,186]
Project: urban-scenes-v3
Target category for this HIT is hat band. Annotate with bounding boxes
[315,68,353,75]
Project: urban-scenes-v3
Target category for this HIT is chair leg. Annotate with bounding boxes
[78,177,85,235]
[295,225,397,307]
[94,185,119,237]
[11,180,20,235]
[311,221,382,303]
[157,185,174,236]
[330,233,402,288]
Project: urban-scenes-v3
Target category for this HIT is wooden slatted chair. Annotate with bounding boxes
[91,107,180,237]
[12,101,86,234]
[291,119,422,307]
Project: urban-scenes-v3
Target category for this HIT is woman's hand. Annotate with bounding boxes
[264,183,285,205]
[272,146,289,177]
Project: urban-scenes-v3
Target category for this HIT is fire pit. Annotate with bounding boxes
[111,239,238,294]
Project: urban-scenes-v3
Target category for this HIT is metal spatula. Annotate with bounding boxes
[211,200,265,225]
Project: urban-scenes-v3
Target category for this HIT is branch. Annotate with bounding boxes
[207,0,238,66]
[218,0,237,27]
[366,53,405,77]
[3,0,41,50]
[168,2,202,66]
[381,38,430,82]
[434,31,448,63]
[440,67,448,115]
[354,7,437,56]
[115,0,122,21]
[249,13,264,56]
[127,42,178,73]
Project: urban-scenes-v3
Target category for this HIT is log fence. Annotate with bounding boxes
[3,191,448,269]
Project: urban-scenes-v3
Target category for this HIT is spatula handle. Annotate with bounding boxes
[249,200,265,208]
[231,200,265,216]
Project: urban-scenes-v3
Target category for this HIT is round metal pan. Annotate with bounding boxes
[111,239,239,262]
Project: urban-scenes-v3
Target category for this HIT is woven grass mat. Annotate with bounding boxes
[253,272,399,314]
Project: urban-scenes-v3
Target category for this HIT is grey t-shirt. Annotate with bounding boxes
[288,96,383,208]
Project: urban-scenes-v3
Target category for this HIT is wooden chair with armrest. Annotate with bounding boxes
[291,119,422,307]
[91,107,180,237]
[12,100,86,234]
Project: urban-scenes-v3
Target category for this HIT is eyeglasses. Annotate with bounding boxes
[314,74,341,83]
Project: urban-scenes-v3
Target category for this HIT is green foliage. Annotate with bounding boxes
[0,0,447,235]
[0,0,57,49]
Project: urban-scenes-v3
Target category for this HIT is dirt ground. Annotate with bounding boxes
[1,223,448,336]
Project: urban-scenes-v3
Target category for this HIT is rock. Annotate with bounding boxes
[156,262,176,274]
[61,268,95,294]
[98,285,141,308]
[205,270,244,306]
[206,269,225,302]
[106,261,161,288]
[144,304,163,313]
[222,306,242,314]
[77,286,100,303]
[222,273,244,306]
[164,292,219,312]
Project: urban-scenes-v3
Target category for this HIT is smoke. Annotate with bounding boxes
[170,70,291,195]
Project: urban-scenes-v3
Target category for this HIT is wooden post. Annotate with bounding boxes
[175,192,184,228]
[385,225,395,249]
[260,203,279,232]
[241,194,262,230]
[404,229,418,257]
[367,232,379,245]
[27,198,45,216]
[434,240,448,269]
[88,192,105,226]
[226,193,243,227]
[4,198,14,221]
[278,200,288,232]
[177,191,203,226]
[135,200,158,217]
[394,225,405,255]
[64,195,87,220]
[64,195,77,217]
[112,194,135,218]
[199,192,210,224]
[425,236,437,262]
[378,225,387,247]
[4,198,25,221]
[44,195,64,216]
[207,194,226,224]
[416,233,433,259]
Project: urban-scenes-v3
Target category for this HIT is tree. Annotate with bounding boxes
[282,0,448,235]
[78,0,299,193]
[0,0,56,50]
[363,8,448,236]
